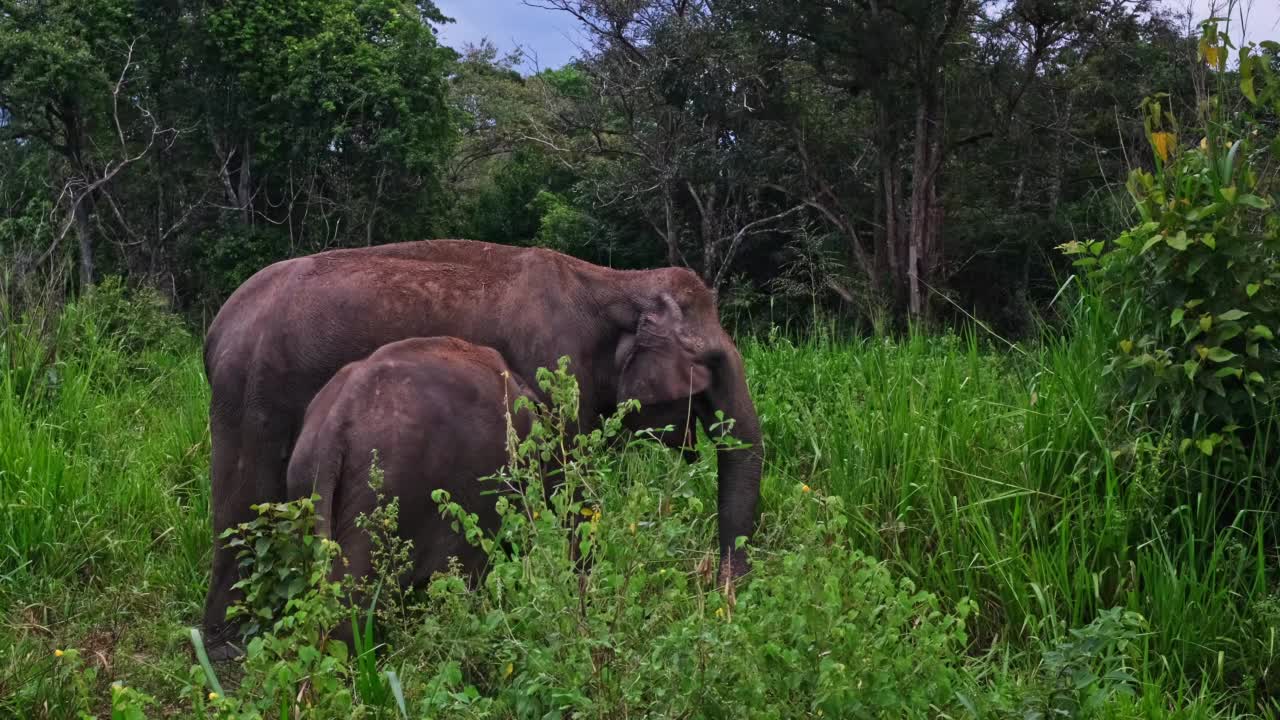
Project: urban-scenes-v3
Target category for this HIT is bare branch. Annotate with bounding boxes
[711,202,808,290]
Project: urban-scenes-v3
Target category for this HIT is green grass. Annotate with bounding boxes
[743,321,1278,711]
[0,287,1276,717]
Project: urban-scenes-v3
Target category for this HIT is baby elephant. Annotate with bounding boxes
[285,336,537,617]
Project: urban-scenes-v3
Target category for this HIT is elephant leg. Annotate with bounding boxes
[202,401,295,661]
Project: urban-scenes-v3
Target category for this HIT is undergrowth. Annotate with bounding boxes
[0,278,1275,717]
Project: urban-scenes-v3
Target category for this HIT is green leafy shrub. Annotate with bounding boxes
[60,275,192,363]
[193,492,407,719]
[1062,29,1280,458]
[386,359,979,718]
[178,223,293,315]
[530,190,596,254]
[221,494,338,642]
[1021,608,1147,720]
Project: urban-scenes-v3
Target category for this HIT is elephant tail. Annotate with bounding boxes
[286,422,346,544]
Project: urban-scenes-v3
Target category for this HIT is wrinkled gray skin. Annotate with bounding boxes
[285,337,538,648]
[202,239,763,660]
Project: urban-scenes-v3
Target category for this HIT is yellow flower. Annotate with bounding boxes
[591,509,601,523]
[715,607,725,618]
[801,484,812,494]
[1151,132,1175,162]
[208,692,219,701]
[532,511,539,520]
[1200,136,1209,152]
[54,649,64,658]
[580,507,595,518]
[1203,45,1221,68]
[628,522,637,534]
[503,662,514,678]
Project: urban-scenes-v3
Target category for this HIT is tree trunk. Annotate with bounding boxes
[907,78,944,321]
[663,185,680,267]
[73,187,94,286]
[238,137,253,226]
[874,102,908,316]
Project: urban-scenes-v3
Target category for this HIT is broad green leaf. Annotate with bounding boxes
[1198,438,1215,456]
[1248,371,1265,383]
[1217,309,1249,321]
[1166,231,1189,250]
[1247,283,1260,297]
[1141,235,1164,253]
[1201,233,1216,249]
[1248,324,1275,340]
[1183,359,1199,380]
[1205,347,1236,362]
[1214,366,1242,379]
[1240,50,1257,102]
[1199,314,1213,332]
[1215,325,1243,343]
[1238,194,1271,209]
[1186,298,1204,309]
[1188,204,1222,222]
[1221,186,1238,203]
[1170,308,1185,327]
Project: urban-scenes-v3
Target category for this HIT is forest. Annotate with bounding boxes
[2,0,1279,717]
[1,0,1229,328]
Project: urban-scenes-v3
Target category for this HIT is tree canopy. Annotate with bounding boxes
[0,0,1245,332]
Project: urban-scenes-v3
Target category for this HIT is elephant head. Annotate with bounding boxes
[609,269,763,584]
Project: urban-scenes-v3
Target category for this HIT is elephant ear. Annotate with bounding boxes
[616,294,712,406]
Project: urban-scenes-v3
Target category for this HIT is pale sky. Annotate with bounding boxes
[433,0,1278,72]
[1181,0,1279,48]
[434,0,583,71]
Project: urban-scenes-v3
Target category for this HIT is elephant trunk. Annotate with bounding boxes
[703,343,763,586]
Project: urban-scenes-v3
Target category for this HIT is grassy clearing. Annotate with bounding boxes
[0,286,1276,717]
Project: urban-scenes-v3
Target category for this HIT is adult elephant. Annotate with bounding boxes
[201,239,763,659]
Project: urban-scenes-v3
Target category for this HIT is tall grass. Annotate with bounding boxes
[738,296,1279,710]
[0,283,1275,715]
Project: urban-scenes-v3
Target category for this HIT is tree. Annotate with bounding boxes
[2,0,458,308]
[528,0,806,289]
[0,0,170,285]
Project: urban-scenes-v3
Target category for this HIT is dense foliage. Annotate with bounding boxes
[1064,28,1279,457]
[1,0,1214,330]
